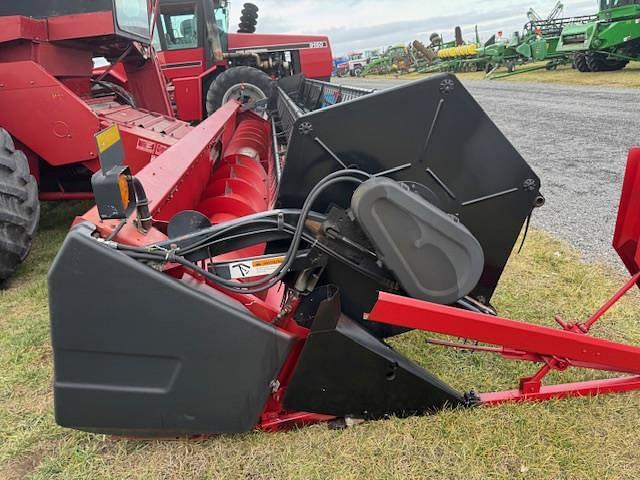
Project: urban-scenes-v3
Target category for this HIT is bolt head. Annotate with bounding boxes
[298,122,313,136]
[440,78,455,94]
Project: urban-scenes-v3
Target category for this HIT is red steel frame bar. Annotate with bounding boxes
[582,271,640,332]
[39,192,94,201]
[366,273,640,405]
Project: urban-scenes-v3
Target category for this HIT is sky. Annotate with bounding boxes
[229,0,598,56]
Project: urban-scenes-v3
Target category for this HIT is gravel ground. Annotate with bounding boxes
[336,76,640,267]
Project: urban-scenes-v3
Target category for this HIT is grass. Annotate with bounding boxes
[2,203,640,479]
[368,61,640,88]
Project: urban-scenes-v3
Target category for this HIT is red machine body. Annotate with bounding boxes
[164,31,333,122]
[227,33,333,80]
[0,9,189,201]
[145,0,333,122]
[157,34,332,82]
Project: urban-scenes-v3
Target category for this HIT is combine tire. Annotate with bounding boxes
[574,53,591,72]
[205,66,273,116]
[0,129,39,283]
[585,52,628,72]
[585,52,603,72]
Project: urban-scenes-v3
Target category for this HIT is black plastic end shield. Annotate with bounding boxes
[278,74,541,303]
[284,291,464,418]
[48,223,293,435]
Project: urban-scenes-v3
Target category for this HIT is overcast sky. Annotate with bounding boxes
[229,0,597,56]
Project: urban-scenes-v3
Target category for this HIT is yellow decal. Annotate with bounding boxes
[95,125,122,154]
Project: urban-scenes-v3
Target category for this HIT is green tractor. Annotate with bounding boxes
[558,0,640,72]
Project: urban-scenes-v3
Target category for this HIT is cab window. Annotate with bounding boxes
[215,5,229,34]
[115,0,150,39]
[154,5,199,51]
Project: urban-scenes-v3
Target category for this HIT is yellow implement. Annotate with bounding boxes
[438,44,478,59]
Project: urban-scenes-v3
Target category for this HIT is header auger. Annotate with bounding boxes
[46,73,640,436]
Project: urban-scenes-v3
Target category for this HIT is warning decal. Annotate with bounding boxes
[228,256,286,279]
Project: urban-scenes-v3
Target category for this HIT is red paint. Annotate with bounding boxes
[480,376,640,404]
[93,63,128,87]
[0,16,47,43]
[47,11,115,42]
[0,61,100,166]
[0,9,175,202]
[157,49,206,80]
[227,33,333,80]
[40,192,94,201]
[123,56,174,117]
[367,272,640,405]
[368,291,640,375]
[173,75,204,121]
[614,147,640,275]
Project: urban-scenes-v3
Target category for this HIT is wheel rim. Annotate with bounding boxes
[222,82,268,116]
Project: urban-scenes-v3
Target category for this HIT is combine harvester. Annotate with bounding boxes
[452,2,595,77]
[0,0,332,282]
[487,4,598,78]
[48,61,640,433]
[558,0,640,72]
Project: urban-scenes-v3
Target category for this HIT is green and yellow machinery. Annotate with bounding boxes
[417,27,489,73]
[362,44,412,76]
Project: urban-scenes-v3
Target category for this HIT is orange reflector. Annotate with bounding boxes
[118,174,130,211]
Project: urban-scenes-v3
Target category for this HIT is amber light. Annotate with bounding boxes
[118,174,130,211]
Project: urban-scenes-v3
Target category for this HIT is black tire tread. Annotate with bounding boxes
[574,53,591,72]
[205,66,273,116]
[0,128,40,282]
[585,52,628,72]
[93,80,136,107]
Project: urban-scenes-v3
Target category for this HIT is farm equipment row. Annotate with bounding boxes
[360,0,640,79]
